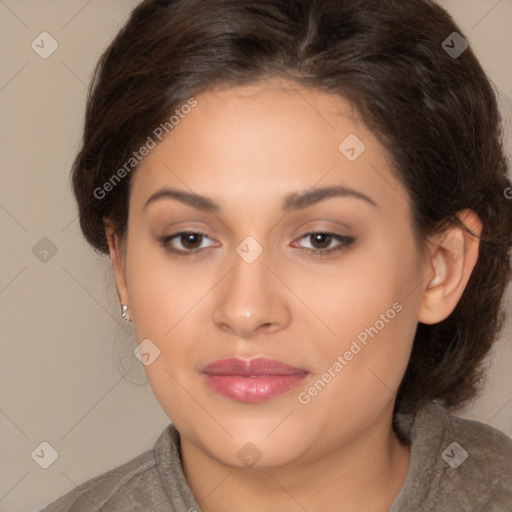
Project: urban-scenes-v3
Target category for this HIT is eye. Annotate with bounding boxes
[160,231,217,254]
[159,230,354,258]
[292,231,354,256]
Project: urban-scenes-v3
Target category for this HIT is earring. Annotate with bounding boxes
[121,304,131,322]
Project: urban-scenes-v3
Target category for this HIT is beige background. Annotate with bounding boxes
[0,1,511,510]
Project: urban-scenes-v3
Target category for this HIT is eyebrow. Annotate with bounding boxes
[144,185,377,212]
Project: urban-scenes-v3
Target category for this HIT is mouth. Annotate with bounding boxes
[201,357,309,403]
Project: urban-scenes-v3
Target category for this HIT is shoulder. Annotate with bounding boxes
[391,402,512,511]
[439,404,512,467]
[40,428,172,512]
[424,403,512,474]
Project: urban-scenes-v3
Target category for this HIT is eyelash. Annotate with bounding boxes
[159,231,355,258]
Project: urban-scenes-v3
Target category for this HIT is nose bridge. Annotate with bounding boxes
[230,247,269,299]
[212,239,291,336]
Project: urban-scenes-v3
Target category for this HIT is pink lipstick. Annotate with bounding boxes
[201,357,309,403]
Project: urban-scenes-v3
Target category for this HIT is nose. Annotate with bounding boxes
[212,251,291,339]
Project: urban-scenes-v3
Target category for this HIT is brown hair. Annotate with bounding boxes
[72,0,512,417]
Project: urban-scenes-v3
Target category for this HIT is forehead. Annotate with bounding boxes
[131,81,405,214]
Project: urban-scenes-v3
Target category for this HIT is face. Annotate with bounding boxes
[115,81,429,469]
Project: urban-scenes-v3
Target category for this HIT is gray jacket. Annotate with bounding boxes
[40,403,512,511]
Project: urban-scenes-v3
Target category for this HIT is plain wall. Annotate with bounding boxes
[0,1,511,510]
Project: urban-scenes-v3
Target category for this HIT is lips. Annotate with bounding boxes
[201,357,309,403]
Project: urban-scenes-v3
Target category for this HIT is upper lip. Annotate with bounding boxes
[201,357,308,376]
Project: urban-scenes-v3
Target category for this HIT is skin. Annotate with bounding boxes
[106,80,481,512]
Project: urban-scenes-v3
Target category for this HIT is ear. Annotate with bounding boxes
[105,219,130,308]
[418,209,482,325]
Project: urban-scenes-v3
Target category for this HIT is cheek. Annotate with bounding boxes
[304,231,421,348]
[123,241,221,415]
[291,294,418,451]
[313,288,416,402]
[125,237,209,337]
[344,301,417,388]
[298,233,422,401]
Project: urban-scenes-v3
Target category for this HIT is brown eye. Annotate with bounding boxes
[292,231,355,257]
[160,231,215,254]
[179,232,204,249]
[309,233,334,250]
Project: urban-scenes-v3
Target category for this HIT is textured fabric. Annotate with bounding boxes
[40,403,512,511]
[389,404,512,511]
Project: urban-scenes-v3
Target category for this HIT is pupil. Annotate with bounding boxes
[183,233,202,249]
[312,233,331,249]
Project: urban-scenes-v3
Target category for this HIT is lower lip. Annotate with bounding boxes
[203,374,308,403]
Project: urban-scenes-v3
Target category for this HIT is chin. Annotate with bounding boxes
[189,415,312,468]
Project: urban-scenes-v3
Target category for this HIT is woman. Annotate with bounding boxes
[42,0,512,510]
